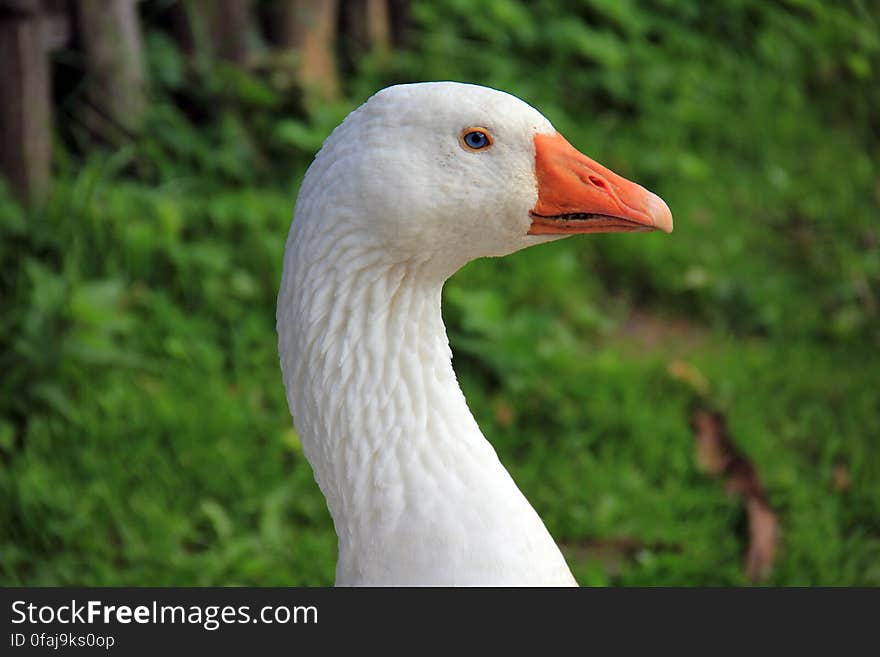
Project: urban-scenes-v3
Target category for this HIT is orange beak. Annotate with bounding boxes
[529,132,673,235]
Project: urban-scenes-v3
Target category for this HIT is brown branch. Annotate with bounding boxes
[691,408,779,583]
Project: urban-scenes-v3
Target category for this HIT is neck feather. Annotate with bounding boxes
[278,209,575,586]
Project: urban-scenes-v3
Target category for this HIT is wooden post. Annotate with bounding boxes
[388,0,409,49]
[175,0,256,67]
[167,0,197,57]
[0,2,51,204]
[269,0,340,103]
[76,0,146,134]
[208,0,253,65]
[365,0,390,53]
[343,0,391,59]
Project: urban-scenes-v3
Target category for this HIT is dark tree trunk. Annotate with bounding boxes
[0,5,51,204]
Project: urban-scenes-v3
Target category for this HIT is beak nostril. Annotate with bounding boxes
[588,175,606,189]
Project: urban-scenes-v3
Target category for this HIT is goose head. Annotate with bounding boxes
[302,81,672,279]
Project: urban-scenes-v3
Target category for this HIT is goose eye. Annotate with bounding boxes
[461,128,493,151]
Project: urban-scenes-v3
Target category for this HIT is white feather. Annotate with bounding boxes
[278,82,577,586]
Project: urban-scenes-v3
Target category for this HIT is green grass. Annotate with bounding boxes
[1,0,878,585]
[447,245,880,586]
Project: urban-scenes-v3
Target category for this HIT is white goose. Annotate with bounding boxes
[277,82,672,586]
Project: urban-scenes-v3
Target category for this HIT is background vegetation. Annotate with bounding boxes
[1,0,878,585]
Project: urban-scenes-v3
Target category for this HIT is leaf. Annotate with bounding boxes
[199,500,234,540]
[275,120,327,153]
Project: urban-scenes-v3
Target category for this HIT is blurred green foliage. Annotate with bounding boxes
[1,0,878,585]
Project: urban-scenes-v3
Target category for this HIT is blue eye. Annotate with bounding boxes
[461,129,492,150]
[464,132,488,148]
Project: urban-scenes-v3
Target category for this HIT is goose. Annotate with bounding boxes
[277,81,672,586]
